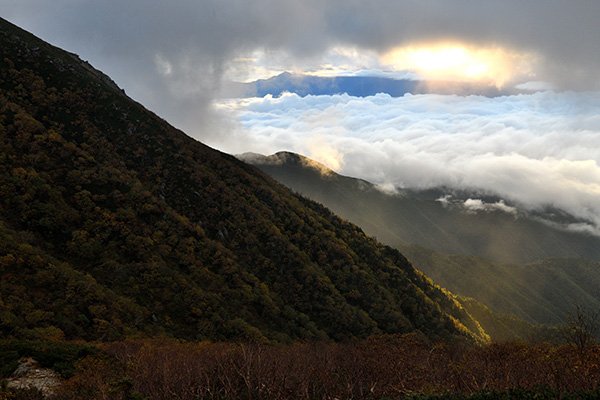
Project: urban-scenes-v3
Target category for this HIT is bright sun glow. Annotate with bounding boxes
[307,137,344,173]
[382,43,534,87]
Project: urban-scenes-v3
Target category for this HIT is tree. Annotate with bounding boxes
[561,305,599,354]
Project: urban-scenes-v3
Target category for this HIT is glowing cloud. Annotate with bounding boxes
[381,43,536,87]
[223,42,538,91]
[306,136,344,172]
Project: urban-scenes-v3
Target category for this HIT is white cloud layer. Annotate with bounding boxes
[214,91,600,232]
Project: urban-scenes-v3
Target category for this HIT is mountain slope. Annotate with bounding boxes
[240,151,600,325]
[0,17,486,343]
[240,151,600,265]
[458,296,558,342]
[402,247,600,325]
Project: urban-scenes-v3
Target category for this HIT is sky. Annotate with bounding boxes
[3,0,600,233]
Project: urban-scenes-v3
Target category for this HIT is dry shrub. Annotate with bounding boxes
[53,335,600,400]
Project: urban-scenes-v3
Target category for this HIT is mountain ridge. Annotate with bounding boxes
[222,71,510,98]
[241,151,600,264]
[241,151,600,325]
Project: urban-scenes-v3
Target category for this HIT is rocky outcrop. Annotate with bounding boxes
[6,357,61,397]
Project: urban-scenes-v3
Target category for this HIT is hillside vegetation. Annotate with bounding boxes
[242,152,600,325]
[403,247,600,325]
[242,151,600,265]
[0,17,487,343]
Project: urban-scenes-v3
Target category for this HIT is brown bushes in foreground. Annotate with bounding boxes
[54,334,600,400]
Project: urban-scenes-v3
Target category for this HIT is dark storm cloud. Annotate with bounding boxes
[3,0,600,138]
[2,0,334,137]
[4,1,600,92]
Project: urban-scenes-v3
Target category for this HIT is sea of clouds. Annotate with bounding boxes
[214,91,600,234]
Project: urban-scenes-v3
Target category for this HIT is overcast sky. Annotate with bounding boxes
[3,1,600,233]
[4,1,600,114]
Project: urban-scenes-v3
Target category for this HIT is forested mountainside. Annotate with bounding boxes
[0,17,487,343]
[402,247,600,325]
[241,151,600,326]
[241,151,600,265]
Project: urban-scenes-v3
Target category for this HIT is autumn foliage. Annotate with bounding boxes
[43,336,600,400]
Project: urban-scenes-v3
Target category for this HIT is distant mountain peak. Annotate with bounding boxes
[222,71,511,98]
[246,149,600,265]
[238,151,338,177]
